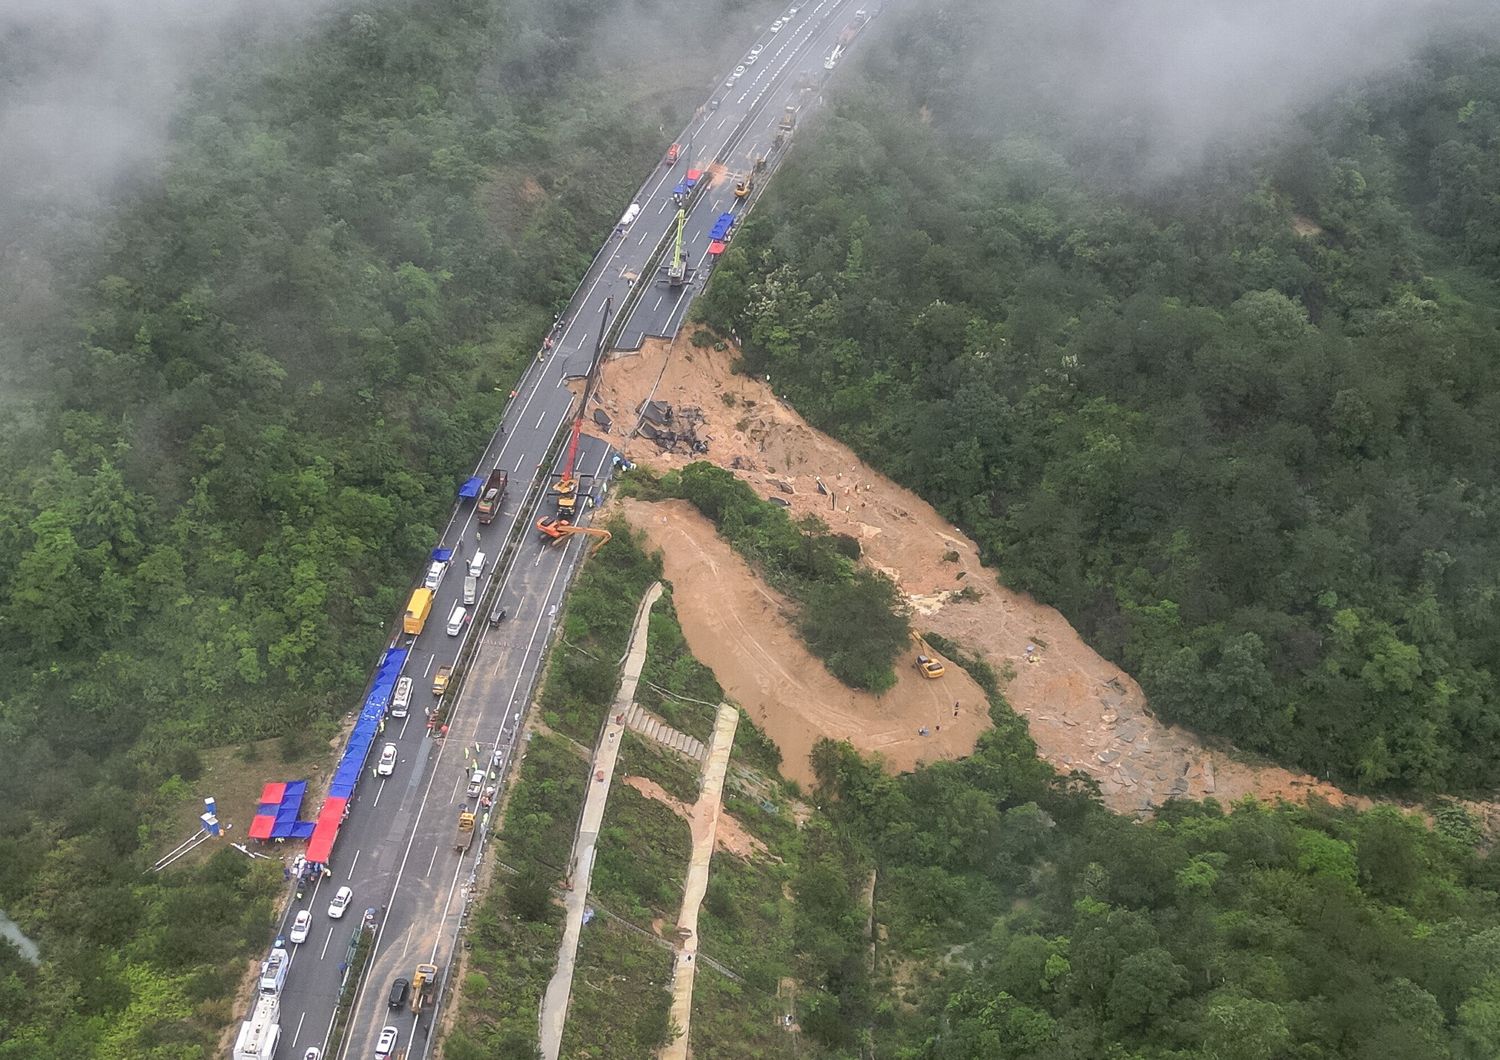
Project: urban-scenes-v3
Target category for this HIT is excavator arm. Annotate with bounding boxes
[535,516,612,555]
[910,631,946,679]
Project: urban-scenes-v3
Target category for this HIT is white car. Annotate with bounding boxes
[377,743,397,777]
[771,18,784,31]
[788,5,800,14]
[748,46,763,64]
[725,73,739,87]
[391,676,412,719]
[289,909,312,944]
[303,1049,321,1060]
[446,604,467,636]
[734,64,746,78]
[328,885,353,919]
[375,1026,399,1059]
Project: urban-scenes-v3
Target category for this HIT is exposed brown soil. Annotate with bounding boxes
[594,331,1372,815]
[622,774,768,861]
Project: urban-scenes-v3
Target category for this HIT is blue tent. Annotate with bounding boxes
[459,476,484,499]
[431,547,454,563]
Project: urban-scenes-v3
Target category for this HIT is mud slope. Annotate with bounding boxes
[620,498,991,788]
[597,333,1361,814]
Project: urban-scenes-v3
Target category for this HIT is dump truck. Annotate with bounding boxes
[404,588,434,635]
[432,664,452,696]
[411,963,439,1013]
[475,467,509,524]
[454,810,476,853]
[779,104,796,131]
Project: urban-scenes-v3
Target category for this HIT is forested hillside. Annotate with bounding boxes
[0,0,758,1054]
[698,2,1500,794]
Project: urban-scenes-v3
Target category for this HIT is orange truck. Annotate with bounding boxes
[404,588,434,635]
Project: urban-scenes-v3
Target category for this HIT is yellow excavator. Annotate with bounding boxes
[911,631,945,679]
[535,516,612,555]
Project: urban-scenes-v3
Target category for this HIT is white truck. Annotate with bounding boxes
[259,947,289,996]
[233,995,280,1060]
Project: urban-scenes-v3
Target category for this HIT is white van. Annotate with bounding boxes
[468,552,487,578]
[423,560,446,592]
[462,575,478,606]
[391,676,413,718]
[446,605,467,636]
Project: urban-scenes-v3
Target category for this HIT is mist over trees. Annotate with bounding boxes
[699,3,1500,793]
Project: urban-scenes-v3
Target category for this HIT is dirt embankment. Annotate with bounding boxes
[620,498,990,787]
[594,332,1365,815]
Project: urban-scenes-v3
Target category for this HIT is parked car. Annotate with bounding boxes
[771,17,784,31]
[446,605,468,636]
[466,769,486,799]
[468,551,487,577]
[391,676,413,718]
[303,1049,321,1060]
[734,64,746,78]
[289,909,312,944]
[328,886,353,919]
[388,977,410,1009]
[747,45,763,64]
[375,1026,399,1059]
[377,743,397,777]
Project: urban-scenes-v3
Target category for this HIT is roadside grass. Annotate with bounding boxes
[637,589,722,743]
[151,731,339,866]
[495,732,589,873]
[560,921,677,1060]
[538,518,662,744]
[690,967,801,1059]
[592,781,692,923]
[444,729,586,1057]
[619,730,703,805]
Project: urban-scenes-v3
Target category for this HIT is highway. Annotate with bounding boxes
[255,2,874,1058]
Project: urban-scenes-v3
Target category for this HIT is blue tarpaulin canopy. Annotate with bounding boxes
[431,547,454,563]
[459,476,484,499]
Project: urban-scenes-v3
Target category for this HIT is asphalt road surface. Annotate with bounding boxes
[259,2,874,1057]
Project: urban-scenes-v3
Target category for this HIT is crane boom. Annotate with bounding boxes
[552,338,606,516]
[666,208,688,286]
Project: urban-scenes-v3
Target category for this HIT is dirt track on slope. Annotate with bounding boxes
[596,332,1365,814]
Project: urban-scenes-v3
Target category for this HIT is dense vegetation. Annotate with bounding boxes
[0,0,758,1052]
[638,462,910,692]
[803,710,1500,1059]
[698,4,1500,794]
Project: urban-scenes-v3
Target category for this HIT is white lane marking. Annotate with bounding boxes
[655,295,665,311]
[535,411,546,429]
[318,925,335,961]
[425,842,440,879]
[291,1011,306,1048]
[371,778,386,809]
[422,655,434,677]
[717,116,729,130]
[346,850,361,880]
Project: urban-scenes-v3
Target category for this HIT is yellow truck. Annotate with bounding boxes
[404,588,434,635]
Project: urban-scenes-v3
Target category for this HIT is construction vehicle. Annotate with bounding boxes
[911,632,945,679]
[779,104,796,131]
[734,172,753,198]
[664,207,689,287]
[475,467,509,524]
[432,665,452,696]
[404,588,434,635]
[411,963,439,1013]
[454,810,476,853]
[549,350,604,520]
[535,516,612,554]
[664,142,680,165]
